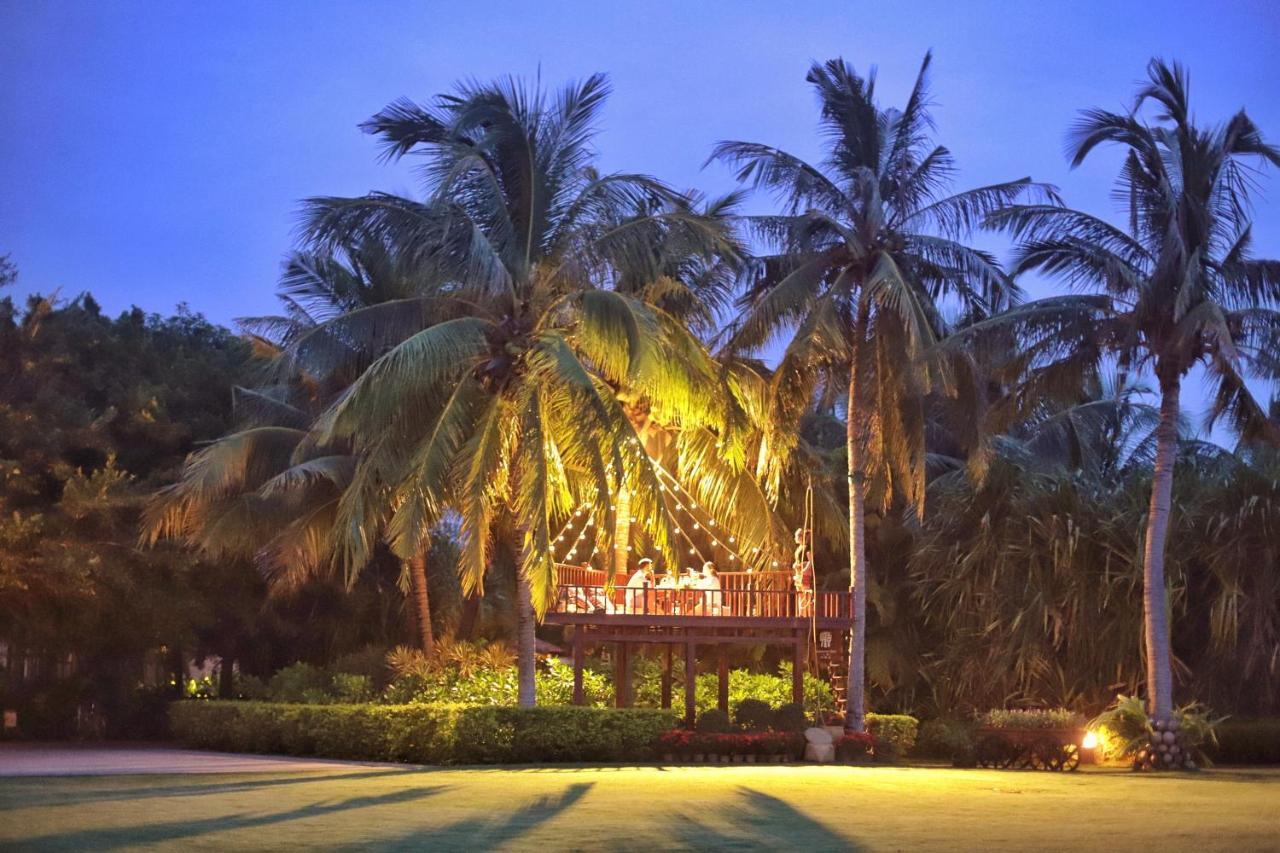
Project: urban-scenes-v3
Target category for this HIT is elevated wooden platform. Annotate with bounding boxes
[544,566,854,725]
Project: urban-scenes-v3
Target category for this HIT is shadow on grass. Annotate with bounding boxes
[13,784,448,851]
[365,782,594,851]
[0,769,423,809]
[586,787,858,852]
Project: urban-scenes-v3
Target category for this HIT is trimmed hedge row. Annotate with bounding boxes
[1208,719,1280,765]
[170,702,678,765]
[866,714,919,755]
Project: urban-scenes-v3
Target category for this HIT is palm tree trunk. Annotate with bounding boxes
[613,486,633,576]
[1142,371,1179,720]
[456,592,481,640]
[516,570,537,707]
[845,359,868,734]
[408,547,435,656]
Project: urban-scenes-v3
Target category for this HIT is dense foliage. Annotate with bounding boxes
[169,701,677,764]
[6,55,1280,748]
[0,289,252,735]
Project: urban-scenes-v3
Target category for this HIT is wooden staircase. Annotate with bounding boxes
[814,629,849,717]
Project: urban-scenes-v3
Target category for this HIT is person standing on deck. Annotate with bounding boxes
[793,528,814,616]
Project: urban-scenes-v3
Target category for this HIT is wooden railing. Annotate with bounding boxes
[549,582,853,621]
[555,565,793,592]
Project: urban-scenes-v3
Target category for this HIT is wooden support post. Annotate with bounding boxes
[717,648,729,714]
[684,642,697,727]
[792,632,805,706]
[613,643,630,708]
[661,645,673,709]
[572,630,584,706]
[620,642,632,708]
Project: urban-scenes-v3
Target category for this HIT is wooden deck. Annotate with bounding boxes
[545,566,855,629]
[545,565,854,725]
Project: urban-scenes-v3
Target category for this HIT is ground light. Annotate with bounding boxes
[1081,729,1101,764]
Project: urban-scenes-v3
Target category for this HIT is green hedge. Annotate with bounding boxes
[1208,719,1280,765]
[170,702,678,765]
[866,714,918,754]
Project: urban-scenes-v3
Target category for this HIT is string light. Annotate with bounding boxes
[649,460,769,572]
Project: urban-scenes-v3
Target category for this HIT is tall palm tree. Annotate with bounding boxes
[983,59,1280,720]
[302,74,740,705]
[147,242,446,654]
[713,53,1054,732]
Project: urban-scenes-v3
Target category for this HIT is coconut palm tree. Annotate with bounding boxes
[713,53,1053,732]
[146,241,447,654]
[301,74,740,705]
[983,59,1280,720]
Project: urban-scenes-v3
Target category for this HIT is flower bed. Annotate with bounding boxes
[655,730,804,763]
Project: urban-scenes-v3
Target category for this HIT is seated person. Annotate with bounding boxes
[697,561,723,615]
[626,558,654,613]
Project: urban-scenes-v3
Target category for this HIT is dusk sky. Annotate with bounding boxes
[3,0,1278,433]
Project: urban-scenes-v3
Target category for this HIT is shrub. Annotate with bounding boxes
[772,703,808,733]
[169,701,677,765]
[915,719,975,761]
[232,674,270,701]
[834,732,875,762]
[266,663,332,704]
[735,699,773,731]
[696,708,732,733]
[330,646,391,687]
[979,708,1085,729]
[1208,719,1280,765]
[865,713,919,754]
[331,673,374,704]
[655,730,802,759]
[389,658,611,708]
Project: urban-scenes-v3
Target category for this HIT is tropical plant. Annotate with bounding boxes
[1090,693,1218,769]
[981,59,1280,721]
[298,73,741,704]
[713,53,1054,731]
[144,241,448,654]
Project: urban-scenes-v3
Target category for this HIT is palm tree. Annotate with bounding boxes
[146,242,445,654]
[984,59,1280,720]
[713,53,1052,732]
[302,74,740,705]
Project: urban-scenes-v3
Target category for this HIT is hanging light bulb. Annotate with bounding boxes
[692,523,700,530]
[729,536,736,543]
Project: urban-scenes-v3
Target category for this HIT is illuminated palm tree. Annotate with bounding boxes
[983,59,1280,720]
[714,53,1053,731]
[301,74,740,704]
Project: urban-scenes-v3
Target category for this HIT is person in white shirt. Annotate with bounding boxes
[626,558,654,613]
[698,561,723,615]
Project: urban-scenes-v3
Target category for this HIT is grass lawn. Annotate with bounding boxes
[1,764,1278,851]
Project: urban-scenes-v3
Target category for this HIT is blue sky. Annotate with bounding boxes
[2,0,1278,431]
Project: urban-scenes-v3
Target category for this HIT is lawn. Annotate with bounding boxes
[1,764,1278,851]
